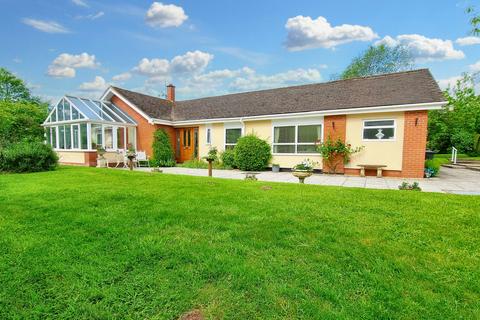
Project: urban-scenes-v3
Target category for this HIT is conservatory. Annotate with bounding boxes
[43,95,137,166]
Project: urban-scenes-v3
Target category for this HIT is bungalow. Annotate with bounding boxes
[43,69,446,178]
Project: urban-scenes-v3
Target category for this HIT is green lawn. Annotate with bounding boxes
[0,167,479,319]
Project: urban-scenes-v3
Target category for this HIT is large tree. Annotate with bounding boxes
[0,67,40,103]
[338,44,414,80]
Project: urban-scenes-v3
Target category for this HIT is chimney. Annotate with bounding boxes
[166,84,175,102]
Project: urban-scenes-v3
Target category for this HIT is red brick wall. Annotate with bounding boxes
[110,95,176,158]
[401,110,428,178]
[323,115,347,173]
[84,151,97,167]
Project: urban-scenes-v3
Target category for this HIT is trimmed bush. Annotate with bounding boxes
[0,141,58,173]
[152,129,175,167]
[220,148,236,168]
[234,134,271,171]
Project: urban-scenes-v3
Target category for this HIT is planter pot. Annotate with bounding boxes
[292,170,313,183]
[272,165,280,173]
[97,158,108,168]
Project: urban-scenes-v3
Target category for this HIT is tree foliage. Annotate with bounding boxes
[338,44,414,80]
[0,67,41,103]
[0,100,47,148]
[151,128,175,167]
[466,6,480,35]
[428,75,480,155]
[234,134,271,171]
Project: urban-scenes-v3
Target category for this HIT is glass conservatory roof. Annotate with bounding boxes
[44,96,136,125]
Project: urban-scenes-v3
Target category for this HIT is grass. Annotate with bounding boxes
[177,159,232,170]
[435,153,480,161]
[0,167,479,319]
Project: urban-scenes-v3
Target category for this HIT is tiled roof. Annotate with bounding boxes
[113,69,445,122]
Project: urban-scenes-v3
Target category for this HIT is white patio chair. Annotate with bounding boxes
[136,151,150,168]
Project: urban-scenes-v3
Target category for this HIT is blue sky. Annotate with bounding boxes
[1,0,479,103]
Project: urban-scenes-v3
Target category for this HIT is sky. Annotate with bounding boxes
[1,0,479,104]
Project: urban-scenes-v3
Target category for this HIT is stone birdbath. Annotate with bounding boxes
[292,159,316,183]
[204,147,218,177]
[126,149,136,171]
[292,170,313,183]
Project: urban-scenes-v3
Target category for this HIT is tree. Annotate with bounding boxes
[428,74,480,155]
[151,128,175,167]
[0,100,47,147]
[466,6,480,35]
[0,67,40,103]
[338,44,414,80]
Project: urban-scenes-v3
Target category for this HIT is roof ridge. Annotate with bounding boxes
[112,86,173,104]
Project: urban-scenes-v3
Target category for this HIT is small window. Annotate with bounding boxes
[225,128,242,150]
[363,120,395,140]
[206,128,211,145]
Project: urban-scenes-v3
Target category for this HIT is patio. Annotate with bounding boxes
[129,166,480,195]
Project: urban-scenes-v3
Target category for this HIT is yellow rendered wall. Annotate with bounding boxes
[345,112,405,171]
[57,151,85,164]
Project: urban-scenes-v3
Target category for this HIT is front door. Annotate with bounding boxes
[177,127,198,162]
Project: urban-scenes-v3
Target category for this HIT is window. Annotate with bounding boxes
[72,124,79,149]
[64,100,71,121]
[127,127,136,149]
[363,120,395,140]
[206,127,211,144]
[51,127,57,149]
[225,128,242,149]
[117,127,125,149]
[80,124,88,149]
[65,125,71,149]
[273,124,322,154]
[59,125,65,149]
[91,124,102,149]
[104,126,113,149]
[57,101,64,121]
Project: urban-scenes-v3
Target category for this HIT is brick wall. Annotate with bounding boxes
[111,95,176,157]
[323,115,347,173]
[401,110,428,178]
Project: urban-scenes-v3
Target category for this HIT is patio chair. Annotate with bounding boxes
[115,150,125,168]
[136,151,150,168]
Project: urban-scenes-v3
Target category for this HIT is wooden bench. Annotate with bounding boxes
[358,164,387,178]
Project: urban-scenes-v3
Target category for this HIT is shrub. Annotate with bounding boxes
[220,148,236,168]
[151,129,175,167]
[398,181,422,191]
[0,141,58,173]
[234,134,271,171]
[178,159,209,169]
[317,138,364,174]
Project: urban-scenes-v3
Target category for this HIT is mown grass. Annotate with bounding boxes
[0,166,479,319]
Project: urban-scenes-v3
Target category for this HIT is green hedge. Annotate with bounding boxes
[151,129,175,167]
[234,134,271,171]
[0,141,58,173]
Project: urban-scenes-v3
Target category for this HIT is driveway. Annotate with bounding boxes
[130,166,480,195]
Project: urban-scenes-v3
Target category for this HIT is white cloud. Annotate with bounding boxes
[231,68,322,91]
[376,34,465,62]
[469,60,480,72]
[22,18,69,33]
[285,16,378,50]
[72,0,88,7]
[47,53,99,78]
[145,2,188,28]
[170,50,214,74]
[132,50,213,77]
[437,76,462,90]
[215,47,271,65]
[176,67,322,99]
[76,11,104,20]
[79,76,108,92]
[112,72,132,82]
[455,36,480,46]
[133,58,170,77]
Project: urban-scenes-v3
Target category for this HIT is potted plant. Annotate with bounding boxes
[126,144,136,171]
[203,147,218,177]
[271,163,280,173]
[96,146,107,168]
[292,159,316,183]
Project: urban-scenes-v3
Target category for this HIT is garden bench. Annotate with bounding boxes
[358,164,387,178]
[242,172,260,180]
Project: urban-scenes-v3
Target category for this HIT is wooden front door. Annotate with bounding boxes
[177,127,198,162]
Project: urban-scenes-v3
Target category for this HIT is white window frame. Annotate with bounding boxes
[362,119,396,141]
[272,118,323,155]
[205,125,212,145]
[224,122,243,150]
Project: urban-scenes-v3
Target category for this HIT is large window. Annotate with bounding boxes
[273,124,322,154]
[58,126,65,149]
[80,124,88,149]
[363,120,395,140]
[91,124,103,149]
[104,126,113,149]
[72,124,79,149]
[117,127,125,150]
[225,128,242,150]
